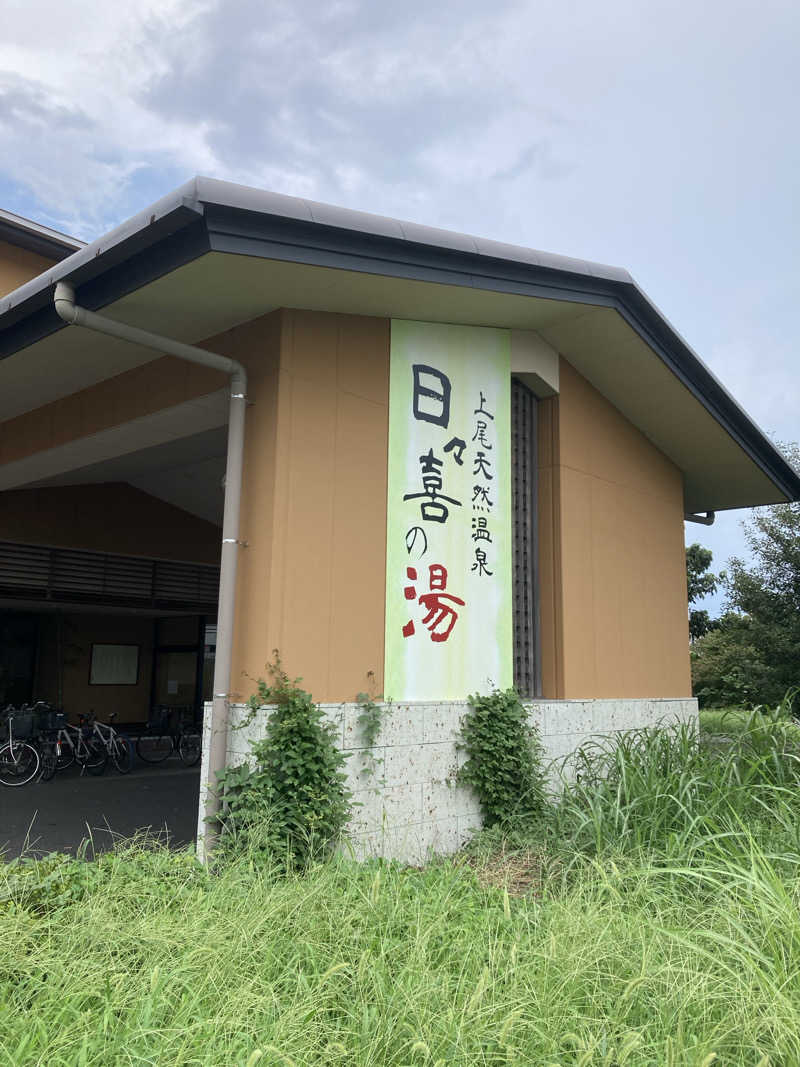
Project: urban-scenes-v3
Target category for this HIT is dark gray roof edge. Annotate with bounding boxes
[0,208,85,261]
[612,278,800,503]
[0,180,203,319]
[1,175,798,504]
[192,176,634,284]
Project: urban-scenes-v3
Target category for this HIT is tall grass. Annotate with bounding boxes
[2,704,800,1064]
[551,706,800,862]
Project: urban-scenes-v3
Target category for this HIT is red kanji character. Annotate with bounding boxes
[404,566,417,600]
[418,564,464,642]
[428,563,448,590]
[402,563,465,642]
[403,567,418,636]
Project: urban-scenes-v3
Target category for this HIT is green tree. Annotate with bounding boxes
[686,542,718,640]
[690,612,773,707]
[691,443,800,706]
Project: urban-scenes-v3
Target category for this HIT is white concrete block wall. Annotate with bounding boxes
[198,697,697,863]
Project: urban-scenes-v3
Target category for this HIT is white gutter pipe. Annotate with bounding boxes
[54,281,246,857]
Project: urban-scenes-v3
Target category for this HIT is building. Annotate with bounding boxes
[1,178,797,858]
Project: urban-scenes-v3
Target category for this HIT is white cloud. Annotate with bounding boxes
[0,0,796,481]
[0,0,216,234]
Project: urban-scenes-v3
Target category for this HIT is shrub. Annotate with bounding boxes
[216,656,351,867]
[458,687,547,829]
[691,612,776,707]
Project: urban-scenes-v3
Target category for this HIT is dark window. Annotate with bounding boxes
[511,378,540,697]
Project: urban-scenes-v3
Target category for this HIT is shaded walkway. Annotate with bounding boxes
[1,762,200,859]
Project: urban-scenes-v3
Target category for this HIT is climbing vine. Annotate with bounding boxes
[458,687,547,828]
[215,653,351,867]
[355,672,390,782]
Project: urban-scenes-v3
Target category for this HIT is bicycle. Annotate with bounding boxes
[0,707,40,786]
[84,712,133,774]
[136,705,202,767]
[36,712,108,779]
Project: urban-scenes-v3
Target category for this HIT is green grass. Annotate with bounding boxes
[700,701,800,744]
[3,708,800,1065]
[699,705,751,735]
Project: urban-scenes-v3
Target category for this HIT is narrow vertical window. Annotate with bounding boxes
[511,378,540,696]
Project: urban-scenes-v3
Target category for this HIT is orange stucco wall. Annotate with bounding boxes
[0,301,690,703]
[538,358,691,698]
[0,239,55,297]
[0,483,221,563]
[201,308,390,703]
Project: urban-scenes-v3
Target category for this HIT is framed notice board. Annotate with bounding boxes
[89,643,140,686]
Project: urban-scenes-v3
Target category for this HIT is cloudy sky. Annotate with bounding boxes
[1,0,797,611]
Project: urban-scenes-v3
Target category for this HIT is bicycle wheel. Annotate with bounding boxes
[38,740,58,782]
[0,741,40,786]
[80,739,108,776]
[136,734,174,763]
[177,731,202,767]
[111,736,133,774]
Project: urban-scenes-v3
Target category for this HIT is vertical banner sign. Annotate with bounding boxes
[384,320,512,700]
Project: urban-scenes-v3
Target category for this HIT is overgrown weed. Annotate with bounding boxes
[4,697,800,1062]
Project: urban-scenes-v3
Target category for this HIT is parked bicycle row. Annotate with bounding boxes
[0,703,203,787]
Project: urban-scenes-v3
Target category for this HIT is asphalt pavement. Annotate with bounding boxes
[1,758,201,859]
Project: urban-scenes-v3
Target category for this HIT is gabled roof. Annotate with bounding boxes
[0,207,84,261]
[0,176,797,512]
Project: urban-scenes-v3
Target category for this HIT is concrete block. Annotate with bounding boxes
[342,704,366,750]
[342,701,424,751]
[342,702,424,750]
[343,747,387,793]
[650,699,698,727]
[424,816,461,857]
[382,822,428,865]
[349,789,383,834]
[592,699,632,734]
[523,702,546,734]
[422,780,471,822]
[347,829,383,862]
[423,701,467,744]
[378,704,425,748]
[457,813,482,848]
[383,782,424,827]
[542,732,582,780]
[383,742,456,786]
[541,732,568,764]
[542,700,593,736]
[349,783,422,834]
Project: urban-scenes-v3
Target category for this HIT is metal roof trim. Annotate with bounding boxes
[0,207,85,261]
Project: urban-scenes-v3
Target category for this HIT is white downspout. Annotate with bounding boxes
[54,281,246,858]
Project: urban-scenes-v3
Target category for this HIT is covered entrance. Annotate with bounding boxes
[0,540,218,725]
[0,420,226,857]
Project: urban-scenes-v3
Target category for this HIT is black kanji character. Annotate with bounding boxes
[471,548,493,577]
[473,391,494,420]
[443,436,467,465]
[473,451,493,480]
[412,365,451,428]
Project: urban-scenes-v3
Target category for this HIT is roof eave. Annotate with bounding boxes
[0,209,84,261]
[0,176,796,508]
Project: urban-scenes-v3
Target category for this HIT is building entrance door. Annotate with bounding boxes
[150,616,206,720]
